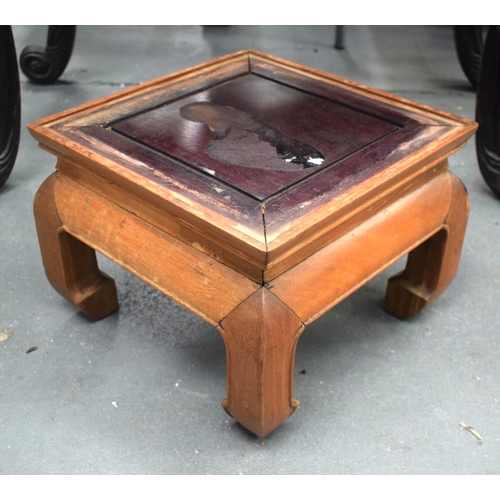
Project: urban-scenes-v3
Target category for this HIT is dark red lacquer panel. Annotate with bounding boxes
[111,74,399,200]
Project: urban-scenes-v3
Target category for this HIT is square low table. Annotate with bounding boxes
[29,51,477,437]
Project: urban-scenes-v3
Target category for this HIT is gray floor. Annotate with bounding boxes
[1,25,499,475]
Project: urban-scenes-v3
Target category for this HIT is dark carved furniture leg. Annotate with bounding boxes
[476,26,500,199]
[0,26,21,189]
[453,25,484,90]
[334,26,345,50]
[20,26,76,84]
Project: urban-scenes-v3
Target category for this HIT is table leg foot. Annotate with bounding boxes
[218,287,304,437]
[33,173,119,319]
[384,173,469,320]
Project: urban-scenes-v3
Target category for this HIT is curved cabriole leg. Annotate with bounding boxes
[217,287,304,437]
[33,173,119,319]
[476,26,500,199]
[0,26,21,189]
[384,173,469,320]
[20,26,76,84]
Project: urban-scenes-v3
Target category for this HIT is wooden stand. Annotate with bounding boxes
[29,51,477,437]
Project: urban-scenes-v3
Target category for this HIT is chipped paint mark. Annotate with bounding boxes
[192,242,203,251]
[213,187,224,194]
[202,168,216,175]
[307,157,324,166]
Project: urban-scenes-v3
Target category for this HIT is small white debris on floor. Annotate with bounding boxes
[0,328,14,343]
[460,422,482,441]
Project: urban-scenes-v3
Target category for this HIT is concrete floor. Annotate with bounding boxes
[1,25,499,475]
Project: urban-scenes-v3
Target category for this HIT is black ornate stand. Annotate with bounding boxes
[20,26,76,85]
[0,26,21,189]
[0,26,76,189]
[475,26,500,199]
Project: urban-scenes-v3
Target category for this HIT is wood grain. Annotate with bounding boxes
[269,172,453,324]
[52,173,260,325]
[249,51,475,126]
[384,172,469,319]
[264,125,474,259]
[218,287,304,437]
[55,152,266,282]
[33,173,119,319]
[47,126,268,260]
[34,52,250,129]
[263,157,451,281]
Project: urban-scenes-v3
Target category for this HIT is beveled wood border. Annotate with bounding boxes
[28,50,478,282]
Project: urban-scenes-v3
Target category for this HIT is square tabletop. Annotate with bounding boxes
[28,50,477,278]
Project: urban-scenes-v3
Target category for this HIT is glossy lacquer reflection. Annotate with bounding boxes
[180,102,324,171]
